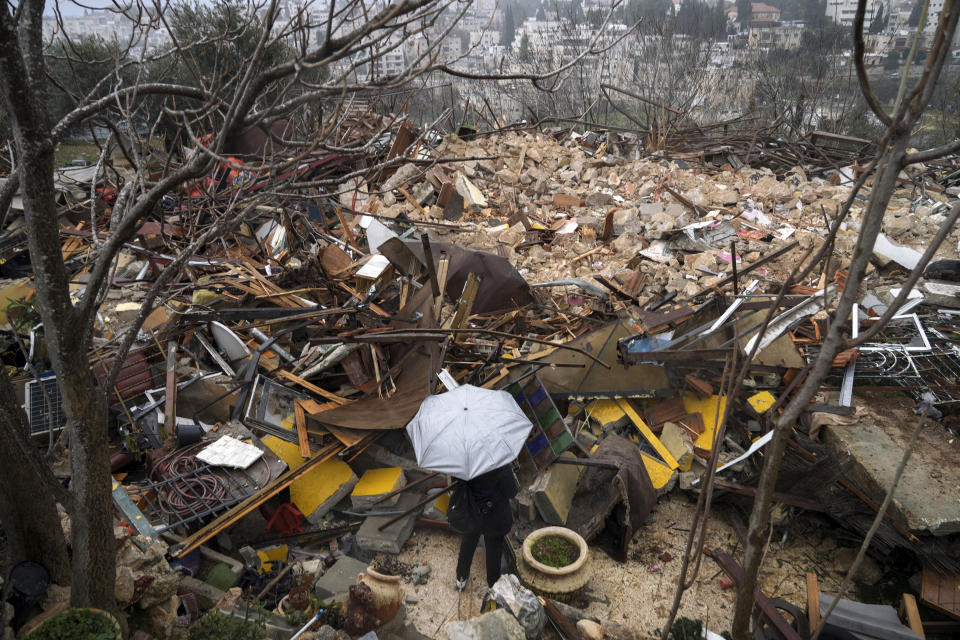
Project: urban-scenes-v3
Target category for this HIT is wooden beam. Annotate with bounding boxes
[420,234,441,301]
[434,253,450,320]
[901,594,925,638]
[294,401,310,458]
[806,572,821,632]
[710,549,803,640]
[683,241,800,301]
[446,272,481,330]
[334,206,359,250]
[617,399,679,470]
[399,187,428,218]
[164,341,177,434]
[274,369,350,405]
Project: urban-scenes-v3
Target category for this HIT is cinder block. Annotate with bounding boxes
[515,488,538,523]
[355,493,421,555]
[659,422,693,472]
[314,555,370,601]
[178,576,225,610]
[530,453,581,525]
[351,467,406,510]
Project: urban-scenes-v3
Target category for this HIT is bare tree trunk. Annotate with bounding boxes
[1,3,116,607]
[731,136,907,639]
[0,374,70,585]
[18,145,115,609]
[20,156,116,609]
[731,0,960,634]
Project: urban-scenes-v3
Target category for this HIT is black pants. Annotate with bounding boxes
[456,533,504,587]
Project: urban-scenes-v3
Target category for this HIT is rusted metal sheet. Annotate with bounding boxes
[643,397,687,429]
[633,303,696,333]
[538,320,670,398]
[91,349,156,405]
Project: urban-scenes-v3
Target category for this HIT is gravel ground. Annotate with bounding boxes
[396,493,848,638]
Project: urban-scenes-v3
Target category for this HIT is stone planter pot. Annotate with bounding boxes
[516,526,592,601]
[358,567,403,623]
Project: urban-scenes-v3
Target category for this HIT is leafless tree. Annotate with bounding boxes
[0,0,570,613]
[728,1,960,637]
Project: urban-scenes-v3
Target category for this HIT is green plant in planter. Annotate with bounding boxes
[284,607,311,628]
[186,610,265,640]
[284,594,326,627]
[531,534,579,568]
[29,608,119,640]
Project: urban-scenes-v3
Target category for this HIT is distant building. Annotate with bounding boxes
[750,3,781,23]
[891,0,915,28]
[825,0,889,28]
[924,0,946,34]
[726,2,781,24]
[864,31,910,54]
[748,23,803,49]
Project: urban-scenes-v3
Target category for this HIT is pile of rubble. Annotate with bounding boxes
[3,117,960,640]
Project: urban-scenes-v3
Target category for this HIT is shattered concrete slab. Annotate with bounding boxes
[822,409,960,535]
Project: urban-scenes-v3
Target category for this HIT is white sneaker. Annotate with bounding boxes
[455,577,468,591]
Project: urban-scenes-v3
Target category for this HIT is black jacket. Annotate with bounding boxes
[462,465,518,536]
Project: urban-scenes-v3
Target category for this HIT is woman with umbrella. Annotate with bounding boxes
[405,384,530,591]
[452,463,519,590]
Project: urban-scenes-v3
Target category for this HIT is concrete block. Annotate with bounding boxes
[256,544,289,573]
[178,576,225,610]
[530,453,581,525]
[355,492,421,555]
[515,488,538,523]
[422,491,449,521]
[659,422,694,472]
[351,467,406,510]
[262,435,358,524]
[585,399,629,432]
[442,608,524,640]
[313,555,369,601]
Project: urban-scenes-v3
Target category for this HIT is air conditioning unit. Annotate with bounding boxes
[23,373,65,436]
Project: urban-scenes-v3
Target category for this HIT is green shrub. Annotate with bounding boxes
[29,608,118,640]
[186,610,265,640]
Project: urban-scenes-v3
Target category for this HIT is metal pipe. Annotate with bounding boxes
[251,327,296,363]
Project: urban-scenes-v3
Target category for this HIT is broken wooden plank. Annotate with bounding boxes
[334,206,360,250]
[901,594,925,638]
[294,400,310,458]
[274,369,350,405]
[399,187,429,218]
[164,341,177,434]
[617,399,679,470]
[552,193,584,208]
[593,274,638,302]
[445,272,480,331]
[600,208,615,242]
[434,252,450,320]
[807,573,821,632]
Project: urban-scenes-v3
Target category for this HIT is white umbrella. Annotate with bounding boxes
[405,384,533,480]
